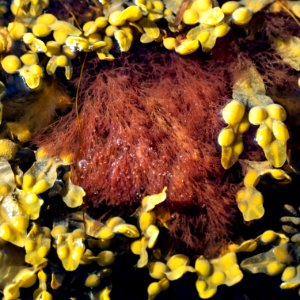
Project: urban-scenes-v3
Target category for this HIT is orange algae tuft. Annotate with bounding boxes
[35,49,243,255]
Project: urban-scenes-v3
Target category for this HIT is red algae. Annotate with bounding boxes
[36,49,242,255]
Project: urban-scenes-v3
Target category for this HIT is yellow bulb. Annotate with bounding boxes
[149,262,167,279]
[32,23,52,37]
[232,7,253,25]
[95,16,108,29]
[83,21,97,37]
[191,0,212,12]
[215,24,230,38]
[8,22,27,40]
[108,10,124,26]
[221,1,240,14]
[217,128,235,147]
[266,261,285,276]
[147,282,161,297]
[233,140,244,156]
[20,52,39,65]
[85,274,101,287]
[105,25,117,37]
[248,106,268,125]
[97,250,115,266]
[1,55,21,74]
[272,121,289,142]
[121,6,143,22]
[175,39,199,55]
[195,258,211,277]
[131,239,142,255]
[153,1,164,10]
[183,9,199,25]
[256,124,273,147]
[211,271,226,285]
[260,230,276,244]
[281,266,296,281]
[36,13,57,25]
[266,103,287,121]
[53,30,68,45]
[163,37,176,50]
[222,100,245,125]
[29,64,43,76]
[238,118,250,133]
[139,211,156,231]
[167,254,189,271]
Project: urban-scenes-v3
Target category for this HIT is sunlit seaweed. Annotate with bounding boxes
[0,0,299,299]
